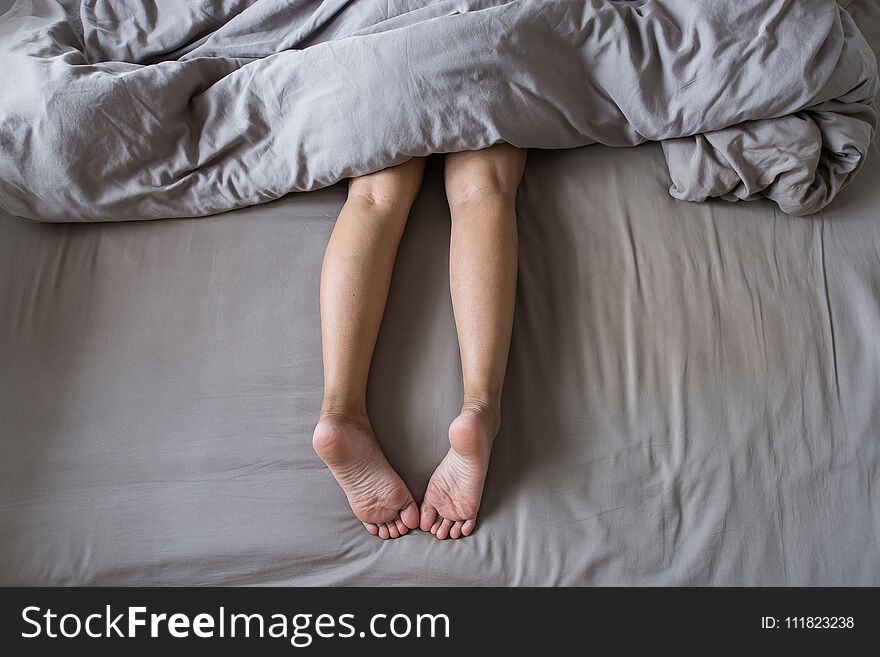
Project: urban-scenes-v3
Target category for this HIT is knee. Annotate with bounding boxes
[346,178,402,211]
[445,149,526,211]
[446,172,519,212]
[346,159,425,211]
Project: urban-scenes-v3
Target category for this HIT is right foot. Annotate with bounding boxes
[313,415,420,539]
[419,407,499,540]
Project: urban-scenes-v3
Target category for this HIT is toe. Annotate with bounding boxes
[387,522,400,539]
[430,519,441,535]
[449,521,463,539]
[378,524,390,540]
[395,518,409,536]
[436,518,453,540]
[461,519,476,536]
[419,503,438,532]
[400,501,420,530]
[363,522,379,535]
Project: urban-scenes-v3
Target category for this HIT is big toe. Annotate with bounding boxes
[400,501,420,530]
[419,502,438,532]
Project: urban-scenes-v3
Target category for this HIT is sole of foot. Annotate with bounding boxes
[313,415,420,539]
[419,407,498,540]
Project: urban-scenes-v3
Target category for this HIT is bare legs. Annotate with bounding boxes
[419,143,527,539]
[312,158,426,539]
[313,144,526,540]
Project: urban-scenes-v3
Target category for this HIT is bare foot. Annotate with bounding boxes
[419,407,499,540]
[313,415,420,539]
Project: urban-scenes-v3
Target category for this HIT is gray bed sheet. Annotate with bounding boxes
[1,1,879,586]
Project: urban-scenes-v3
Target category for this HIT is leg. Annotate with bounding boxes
[312,157,426,540]
[420,143,527,540]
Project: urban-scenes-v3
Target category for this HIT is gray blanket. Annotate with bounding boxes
[0,0,877,222]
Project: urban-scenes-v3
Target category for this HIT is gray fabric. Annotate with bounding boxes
[0,0,877,222]
[1,0,879,586]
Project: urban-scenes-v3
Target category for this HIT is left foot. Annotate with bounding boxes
[313,415,420,540]
[419,407,499,540]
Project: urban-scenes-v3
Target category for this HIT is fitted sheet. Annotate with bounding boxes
[1,1,879,586]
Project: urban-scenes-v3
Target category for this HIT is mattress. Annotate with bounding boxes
[1,0,879,586]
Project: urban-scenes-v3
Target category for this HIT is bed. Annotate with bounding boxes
[1,0,878,586]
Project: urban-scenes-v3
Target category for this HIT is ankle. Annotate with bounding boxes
[317,413,370,433]
[318,401,370,430]
[459,397,501,433]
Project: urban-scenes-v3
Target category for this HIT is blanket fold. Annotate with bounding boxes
[0,0,877,221]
